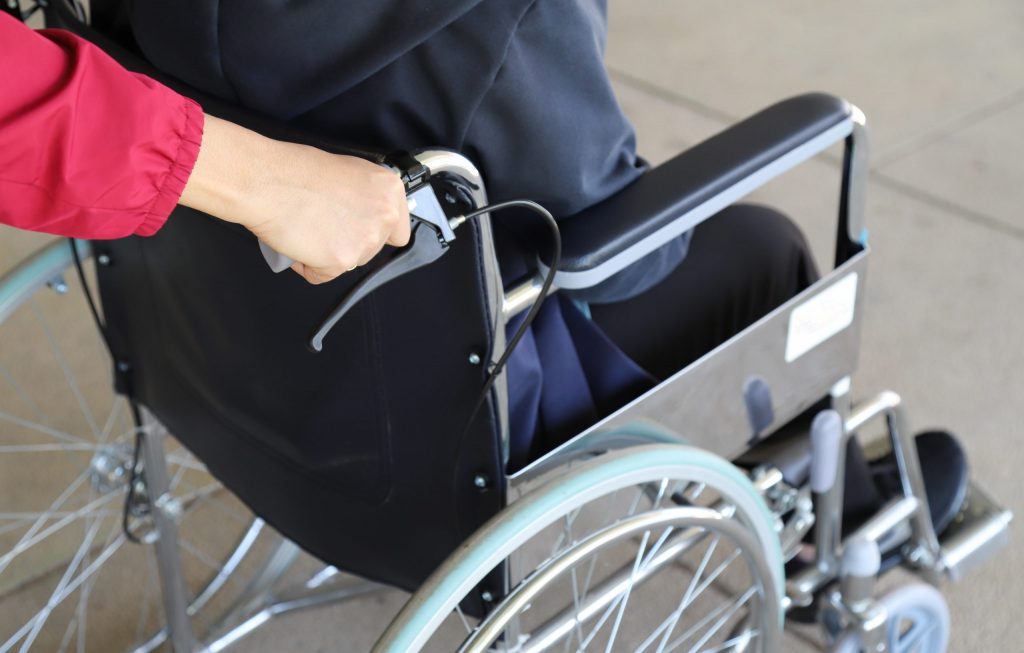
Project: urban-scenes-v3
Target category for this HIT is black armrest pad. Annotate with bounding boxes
[552,93,853,282]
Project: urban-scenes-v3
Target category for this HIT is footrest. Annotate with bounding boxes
[939,480,1012,582]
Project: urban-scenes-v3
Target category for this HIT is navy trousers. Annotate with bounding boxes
[506,203,819,467]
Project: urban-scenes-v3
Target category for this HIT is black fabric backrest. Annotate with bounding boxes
[50,5,506,592]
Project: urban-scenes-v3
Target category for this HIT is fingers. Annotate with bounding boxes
[385,175,412,248]
[291,261,341,286]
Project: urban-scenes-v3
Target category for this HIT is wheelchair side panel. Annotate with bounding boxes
[542,249,869,465]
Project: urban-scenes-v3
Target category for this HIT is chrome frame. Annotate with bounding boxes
[137,413,196,653]
[413,150,511,459]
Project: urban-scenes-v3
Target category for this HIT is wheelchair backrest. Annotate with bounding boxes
[50,5,508,593]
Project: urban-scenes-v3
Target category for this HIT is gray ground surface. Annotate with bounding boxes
[1,1,1021,651]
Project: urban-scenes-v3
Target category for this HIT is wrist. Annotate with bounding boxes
[179,114,274,228]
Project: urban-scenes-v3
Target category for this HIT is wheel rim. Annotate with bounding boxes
[376,444,783,653]
[0,241,273,652]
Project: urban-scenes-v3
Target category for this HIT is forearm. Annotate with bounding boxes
[0,13,202,239]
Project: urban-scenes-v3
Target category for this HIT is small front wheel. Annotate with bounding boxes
[832,583,950,653]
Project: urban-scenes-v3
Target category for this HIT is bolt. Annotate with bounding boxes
[97,254,111,266]
[473,474,489,489]
[155,493,184,522]
[48,277,69,294]
[480,591,494,602]
[468,352,482,365]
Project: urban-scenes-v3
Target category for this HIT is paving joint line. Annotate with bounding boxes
[874,86,1024,168]
[608,67,1024,244]
[607,66,739,124]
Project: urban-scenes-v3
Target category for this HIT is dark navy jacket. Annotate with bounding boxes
[128,0,687,457]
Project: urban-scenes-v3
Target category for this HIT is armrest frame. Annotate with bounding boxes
[505,93,869,316]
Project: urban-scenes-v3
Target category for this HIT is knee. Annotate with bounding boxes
[706,203,814,274]
[713,204,808,253]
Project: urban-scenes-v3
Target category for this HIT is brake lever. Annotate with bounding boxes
[308,218,449,351]
[303,183,457,351]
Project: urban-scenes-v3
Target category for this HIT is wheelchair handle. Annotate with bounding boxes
[257,182,453,273]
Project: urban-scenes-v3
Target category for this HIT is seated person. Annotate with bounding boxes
[112,0,817,457]
[66,0,889,589]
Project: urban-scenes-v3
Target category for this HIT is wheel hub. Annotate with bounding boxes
[89,443,134,493]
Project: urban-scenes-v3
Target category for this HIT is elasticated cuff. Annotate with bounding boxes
[135,97,204,236]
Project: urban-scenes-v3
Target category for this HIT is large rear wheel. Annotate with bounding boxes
[375,444,785,652]
[0,240,283,652]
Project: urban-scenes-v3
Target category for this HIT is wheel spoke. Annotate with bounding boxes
[0,410,92,448]
[651,479,670,510]
[13,510,106,653]
[30,301,101,440]
[96,398,125,447]
[900,617,935,652]
[0,492,120,580]
[661,586,755,653]
[682,549,742,614]
[603,529,651,653]
[455,604,473,635]
[55,603,79,653]
[172,478,245,525]
[641,536,720,653]
[549,507,582,558]
[0,444,100,454]
[578,589,626,650]
[165,454,206,472]
[0,469,92,576]
[693,630,759,653]
[0,362,50,427]
[51,530,126,610]
[626,486,647,518]
[180,537,239,578]
[681,586,755,653]
[567,565,585,651]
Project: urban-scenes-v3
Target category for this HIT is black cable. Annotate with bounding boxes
[68,239,145,543]
[458,199,561,447]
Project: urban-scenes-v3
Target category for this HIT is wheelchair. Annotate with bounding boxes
[0,4,1013,652]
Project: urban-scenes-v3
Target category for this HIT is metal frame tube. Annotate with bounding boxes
[139,415,196,653]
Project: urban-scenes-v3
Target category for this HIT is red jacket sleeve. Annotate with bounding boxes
[0,13,203,239]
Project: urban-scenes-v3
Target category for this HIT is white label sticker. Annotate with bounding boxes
[785,273,858,363]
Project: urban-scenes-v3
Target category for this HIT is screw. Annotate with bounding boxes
[48,276,69,294]
[480,591,494,602]
[473,474,489,489]
[117,361,132,373]
[154,493,184,522]
[468,352,482,365]
[97,254,111,266]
